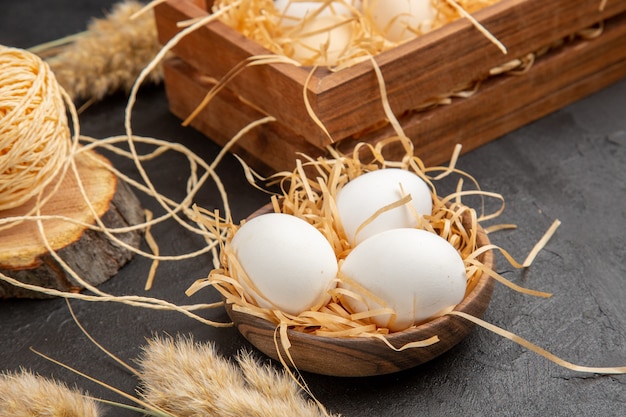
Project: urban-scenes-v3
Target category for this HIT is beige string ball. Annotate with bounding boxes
[0,45,72,211]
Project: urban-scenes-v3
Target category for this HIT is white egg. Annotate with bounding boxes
[274,0,361,19]
[273,0,359,65]
[288,14,353,66]
[339,228,467,331]
[367,0,436,42]
[335,168,432,245]
[229,213,338,315]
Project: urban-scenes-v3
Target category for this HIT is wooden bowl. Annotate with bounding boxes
[224,205,495,377]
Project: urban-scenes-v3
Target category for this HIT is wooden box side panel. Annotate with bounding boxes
[155,0,626,149]
[154,0,328,146]
[313,0,626,139]
[339,11,626,164]
[163,11,626,175]
[162,58,325,174]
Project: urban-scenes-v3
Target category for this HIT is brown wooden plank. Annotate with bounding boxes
[338,10,626,165]
[155,0,626,148]
[154,0,323,145]
[162,58,326,175]
[162,10,626,174]
[0,149,144,298]
[312,0,626,142]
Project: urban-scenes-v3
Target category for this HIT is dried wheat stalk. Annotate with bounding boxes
[137,335,337,417]
[0,369,101,417]
[32,0,163,102]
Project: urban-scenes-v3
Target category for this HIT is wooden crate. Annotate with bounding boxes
[155,0,626,173]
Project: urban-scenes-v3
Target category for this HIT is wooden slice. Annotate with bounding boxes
[0,148,144,298]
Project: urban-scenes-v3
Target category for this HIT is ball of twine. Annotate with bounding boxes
[0,45,72,211]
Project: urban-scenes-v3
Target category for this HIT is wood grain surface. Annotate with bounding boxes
[155,0,626,147]
[0,149,144,298]
[158,4,626,174]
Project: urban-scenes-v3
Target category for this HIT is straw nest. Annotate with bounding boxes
[191,136,514,345]
[213,0,504,67]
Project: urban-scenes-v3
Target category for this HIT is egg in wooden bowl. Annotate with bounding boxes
[222,201,494,377]
[202,154,496,377]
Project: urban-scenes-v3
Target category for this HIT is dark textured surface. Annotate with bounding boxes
[1,2,625,416]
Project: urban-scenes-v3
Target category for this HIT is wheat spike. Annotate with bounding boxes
[41,0,163,102]
[137,335,336,417]
[0,369,101,417]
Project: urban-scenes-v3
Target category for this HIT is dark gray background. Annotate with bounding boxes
[1,2,625,416]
